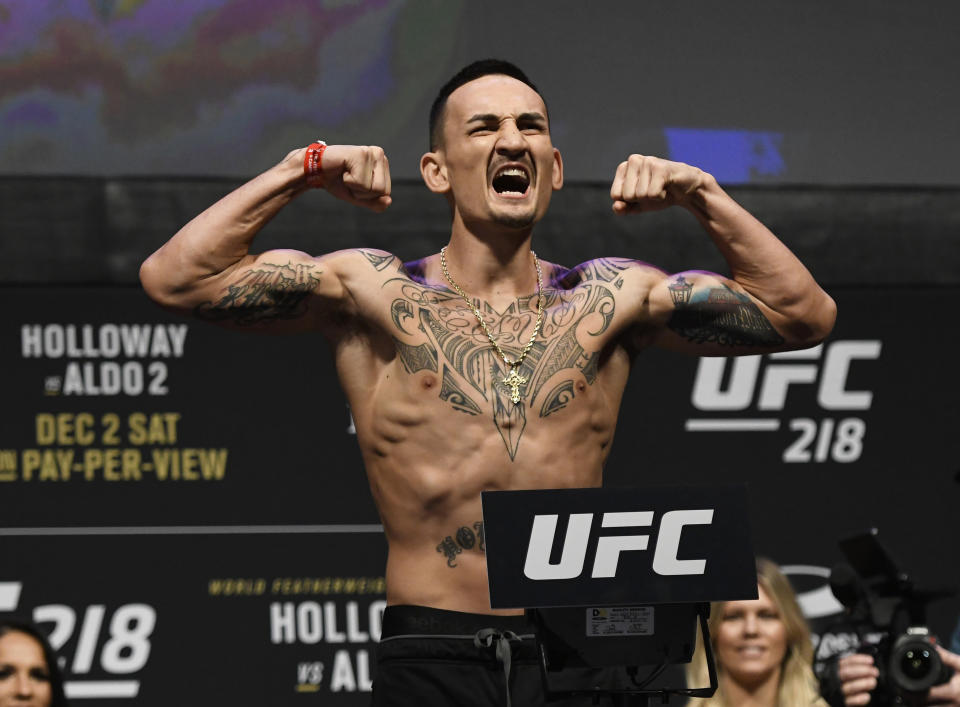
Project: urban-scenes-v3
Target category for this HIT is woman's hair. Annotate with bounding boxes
[0,619,69,706]
[685,557,826,707]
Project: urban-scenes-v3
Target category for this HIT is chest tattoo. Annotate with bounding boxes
[385,276,618,460]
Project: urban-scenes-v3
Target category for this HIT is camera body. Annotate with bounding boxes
[829,530,954,706]
[859,627,953,705]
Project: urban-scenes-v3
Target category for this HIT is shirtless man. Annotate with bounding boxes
[140,60,836,704]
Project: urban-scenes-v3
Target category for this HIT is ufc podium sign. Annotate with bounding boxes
[482,485,756,609]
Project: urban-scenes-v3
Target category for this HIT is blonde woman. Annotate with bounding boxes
[686,558,828,707]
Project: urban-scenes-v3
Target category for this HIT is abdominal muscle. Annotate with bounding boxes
[351,362,619,615]
[370,447,604,615]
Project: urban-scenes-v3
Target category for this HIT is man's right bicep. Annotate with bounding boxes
[187,249,350,331]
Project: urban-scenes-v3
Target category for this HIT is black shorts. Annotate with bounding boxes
[371,605,646,706]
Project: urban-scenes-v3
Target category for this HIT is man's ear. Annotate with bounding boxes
[551,147,564,191]
[420,151,449,194]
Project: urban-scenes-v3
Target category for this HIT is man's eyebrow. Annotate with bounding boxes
[466,112,547,124]
[517,112,547,123]
[466,113,499,124]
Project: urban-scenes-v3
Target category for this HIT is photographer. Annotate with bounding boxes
[832,646,960,706]
[817,532,958,707]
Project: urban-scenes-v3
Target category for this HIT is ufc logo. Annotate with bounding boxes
[691,341,881,411]
[522,509,714,580]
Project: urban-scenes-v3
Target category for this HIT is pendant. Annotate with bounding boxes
[501,366,527,404]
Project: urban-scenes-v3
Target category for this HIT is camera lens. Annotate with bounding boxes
[889,635,945,693]
[900,648,932,680]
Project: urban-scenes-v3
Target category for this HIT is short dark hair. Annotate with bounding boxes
[428,59,544,150]
[0,619,70,706]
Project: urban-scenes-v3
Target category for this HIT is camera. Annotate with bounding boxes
[887,628,952,694]
[828,529,954,706]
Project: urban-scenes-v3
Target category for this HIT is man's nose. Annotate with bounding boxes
[495,120,526,155]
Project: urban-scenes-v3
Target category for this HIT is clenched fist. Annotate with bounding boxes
[610,154,708,214]
[303,144,392,212]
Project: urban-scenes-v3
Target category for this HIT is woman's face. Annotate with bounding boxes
[0,631,53,707]
[715,585,789,688]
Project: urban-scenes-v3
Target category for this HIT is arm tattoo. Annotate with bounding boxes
[666,277,785,346]
[436,522,485,568]
[359,249,400,272]
[195,261,320,325]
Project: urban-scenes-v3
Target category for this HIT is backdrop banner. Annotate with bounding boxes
[2,285,958,704]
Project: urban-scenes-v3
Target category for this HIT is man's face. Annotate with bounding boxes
[430,74,563,230]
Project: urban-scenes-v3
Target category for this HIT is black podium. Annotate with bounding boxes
[481,485,758,704]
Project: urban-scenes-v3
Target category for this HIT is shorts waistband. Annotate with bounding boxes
[381,604,534,639]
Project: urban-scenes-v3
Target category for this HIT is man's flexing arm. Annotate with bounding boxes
[610,154,837,355]
[139,144,392,331]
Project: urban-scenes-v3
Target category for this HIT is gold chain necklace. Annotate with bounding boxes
[439,246,545,404]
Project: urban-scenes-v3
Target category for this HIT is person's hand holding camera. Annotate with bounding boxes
[837,653,880,706]
[928,646,960,705]
[837,646,960,706]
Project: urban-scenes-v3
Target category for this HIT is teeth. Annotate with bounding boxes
[495,167,528,179]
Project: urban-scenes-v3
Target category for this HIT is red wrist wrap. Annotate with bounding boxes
[303,141,327,188]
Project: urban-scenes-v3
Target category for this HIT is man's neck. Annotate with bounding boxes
[439,220,539,305]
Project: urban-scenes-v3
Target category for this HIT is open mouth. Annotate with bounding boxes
[491,165,531,197]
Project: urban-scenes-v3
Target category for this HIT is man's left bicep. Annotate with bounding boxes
[648,272,790,355]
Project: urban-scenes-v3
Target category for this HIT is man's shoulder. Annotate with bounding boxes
[345,248,406,275]
[400,255,428,285]
[322,248,421,286]
[551,257,666,291]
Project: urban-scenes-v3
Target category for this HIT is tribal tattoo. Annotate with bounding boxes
[558,257,633,288]
[383,260,621,459]
[436,521,486,568]
[394,339,438,374]
[359,249,401,272]
[666,276,784,347]
[540,380,576,418]
[195,261,320,325]
[439,365,482,415]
